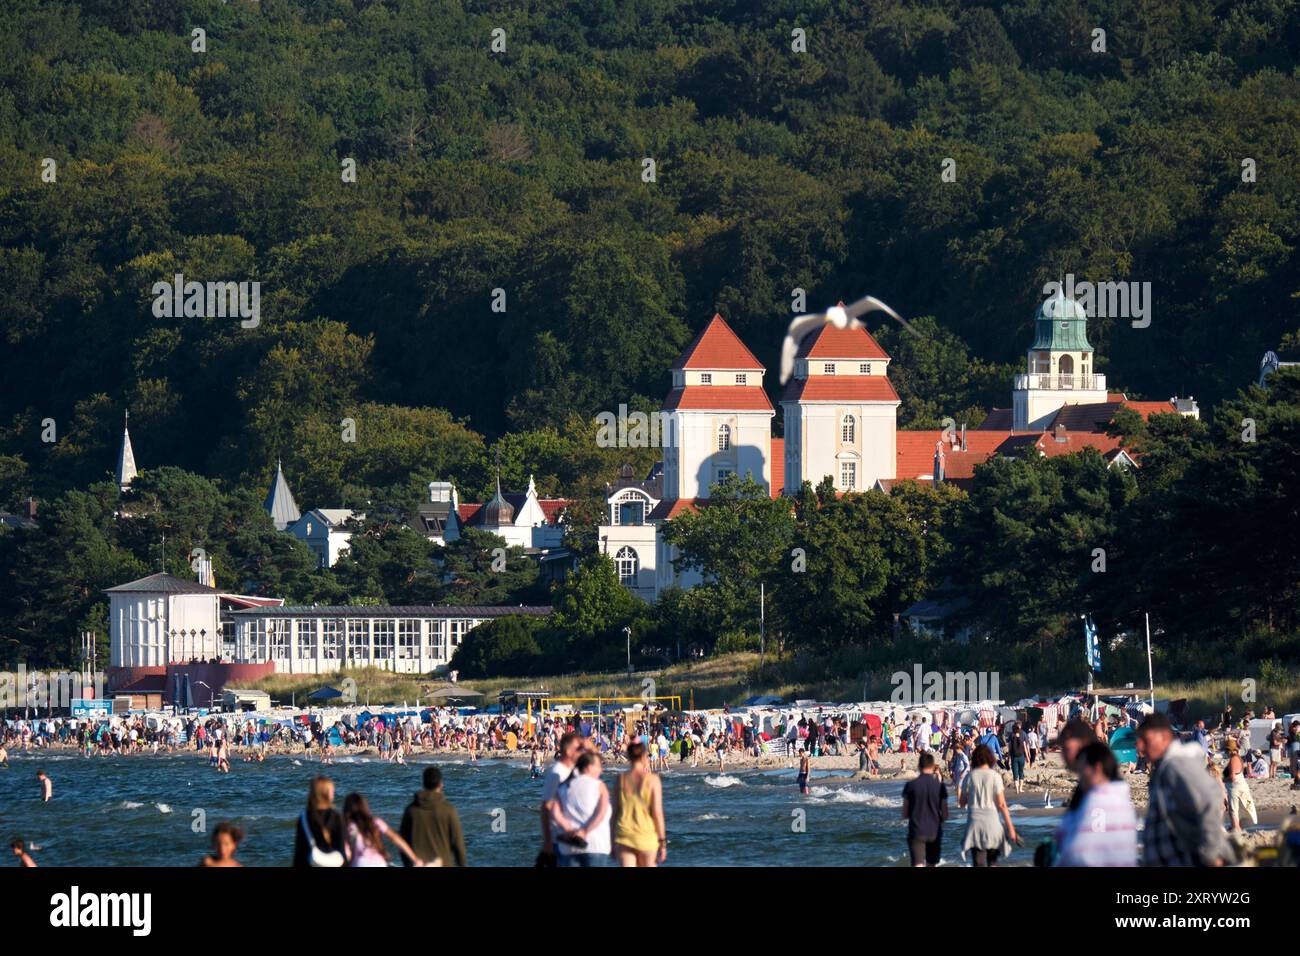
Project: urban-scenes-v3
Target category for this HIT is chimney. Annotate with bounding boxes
[960,423,967,452]
[1054,423,1068,443]
[933,441,945,483]
[25,497,37,521]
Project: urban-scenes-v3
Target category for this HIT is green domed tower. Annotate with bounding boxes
[1012,289,1108,430]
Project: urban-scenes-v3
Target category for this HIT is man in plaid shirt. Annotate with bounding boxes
[1137,713,1232,867]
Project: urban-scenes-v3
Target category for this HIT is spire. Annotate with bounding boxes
[264,458,301,531]
[117,410,138,492]
[482,448,515,526]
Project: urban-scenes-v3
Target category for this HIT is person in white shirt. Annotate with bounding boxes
[540,731,583,860]
[551,752,612,866]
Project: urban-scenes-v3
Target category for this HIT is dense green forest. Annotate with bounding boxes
[0,1,1297,682]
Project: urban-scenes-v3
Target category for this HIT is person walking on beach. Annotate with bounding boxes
[611,741,666,867]
[293,776,346,867]
[10,838,36,867]
[950,737,971,797]
[551,751,612,867]
[1289,719,1300,790]
[1268,721,1285,780]
[344,792,426,867]
[1224,753,1257,832]
[1053,742,1137,866]
[959,744,1018,866]
[1008,722,1028,794]
[797,748,811,795]
[902,752,949,867]
[36,769,51,802]
[1137,713,1232,867]
[539,731,583,864]
[399,766,465,866]
[200,822,244,867]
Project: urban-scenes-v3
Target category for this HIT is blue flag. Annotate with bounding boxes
[1083,615,1101,673]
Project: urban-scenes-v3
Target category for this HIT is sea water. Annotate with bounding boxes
[0,752,1054,866]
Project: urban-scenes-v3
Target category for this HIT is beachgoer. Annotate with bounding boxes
[293,775,346,867]
[959,744,1018,866]
[10,838,36,867]
[400,766,464,866]
[200,822,244,867]
[343,792,425,867]
[611,741,666,867]
[1137,713,1232,867]
[538,731,583,864]
[1224,753,1257,832]
[552,751,612,867]
[1052,742,1137,866]
[901,751,949,867]
[797,749,811,795]
[1008,722,1028,794]
[37,769,51,802]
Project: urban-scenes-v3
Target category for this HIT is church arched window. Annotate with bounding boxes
[841,414,856,444]
[615,547,639,585]
[717,423,731,451]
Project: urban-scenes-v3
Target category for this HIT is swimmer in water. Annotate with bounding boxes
[0,744,8,767]
[199,822,243,867]
[797,748,811,795]
[10,838,37,867]
[37,769,52,802]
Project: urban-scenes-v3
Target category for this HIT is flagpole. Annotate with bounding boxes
[1144,612,1154,710]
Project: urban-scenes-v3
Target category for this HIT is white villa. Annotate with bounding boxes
[601,295,1200,601]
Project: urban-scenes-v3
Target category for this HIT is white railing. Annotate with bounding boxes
[1014,373,1106,391]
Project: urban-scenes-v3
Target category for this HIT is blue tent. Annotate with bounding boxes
[1109,726,1138,764]
[308,686,344,701]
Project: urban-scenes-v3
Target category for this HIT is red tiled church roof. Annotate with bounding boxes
[663,386,774,412]
[795,323,890,361]
[781,377,900,403]
[674,314,765,371]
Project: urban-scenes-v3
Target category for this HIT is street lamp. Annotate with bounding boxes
[623,626,631,674]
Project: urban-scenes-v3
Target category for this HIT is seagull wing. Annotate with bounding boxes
[780,312,827,384]
[843,295,902,322]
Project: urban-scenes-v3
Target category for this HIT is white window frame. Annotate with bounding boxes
[735,373,747,385]
[842,414,856,444]
[717,423,731,451]
[823,363,836,374]
[840,460,857,490]
[700,373,712,384]
[615,546,639,586]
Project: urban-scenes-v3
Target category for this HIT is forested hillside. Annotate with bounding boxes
[1,1,1298,677]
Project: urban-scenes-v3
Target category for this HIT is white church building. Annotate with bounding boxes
[601,295,1199,601]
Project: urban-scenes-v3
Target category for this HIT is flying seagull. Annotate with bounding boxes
[779,295,912,385]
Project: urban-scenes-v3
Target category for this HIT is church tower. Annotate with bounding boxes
[780,321,900,492]
[660,314,774,500]
[1012,290,1109,430]
[117,411,138,491]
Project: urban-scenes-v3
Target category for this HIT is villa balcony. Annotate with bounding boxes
[1014,373,1106,391]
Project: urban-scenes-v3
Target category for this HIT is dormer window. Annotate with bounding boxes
[735,373,746,385]
[823,363,836,374]
[700,373,712,384]
[859,363,871,374]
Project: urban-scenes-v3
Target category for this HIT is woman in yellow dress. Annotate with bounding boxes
[611,741,667,866]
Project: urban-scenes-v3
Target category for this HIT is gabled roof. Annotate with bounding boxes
[105,572,217,595]
[456,496,567,526]
[647,498,702,520]
[781,377,900,403]
[662,386,773,412]
[264,460,300,531]
[674,314,764,371]
[795,324,890,361]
